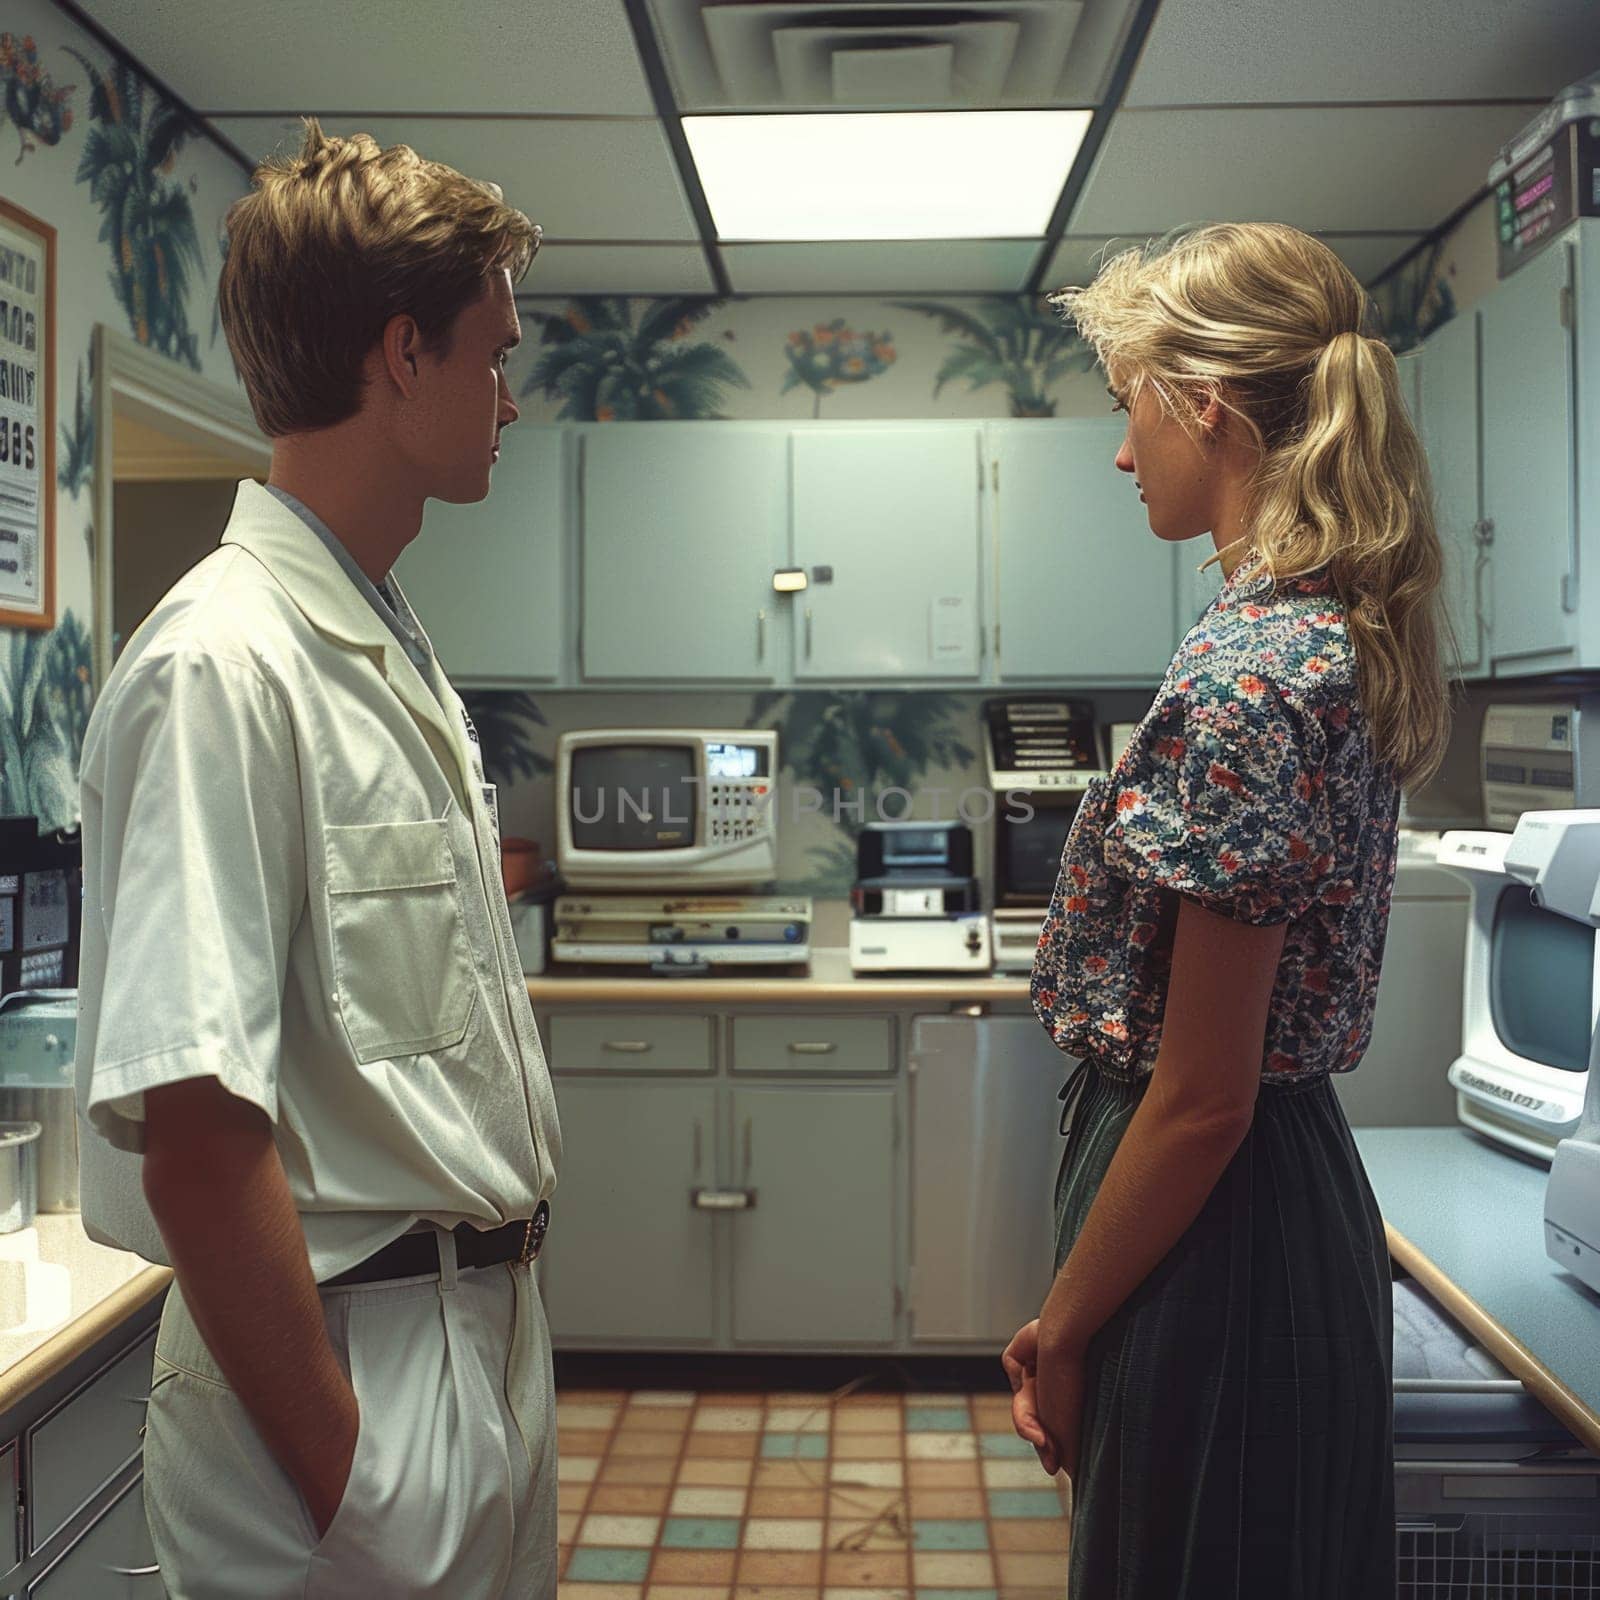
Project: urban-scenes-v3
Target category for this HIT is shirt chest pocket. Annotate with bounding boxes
[324,816,476,1064]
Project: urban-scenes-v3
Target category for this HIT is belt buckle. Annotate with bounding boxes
[519,1199,550,1265]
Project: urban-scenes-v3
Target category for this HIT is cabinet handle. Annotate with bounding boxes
[602,1040,652,1053]
[691,1188,757,1211]
[786,1041,837,1055]
[107,1566,162,1578]
[804,607,813,659]
[756,607,767,661]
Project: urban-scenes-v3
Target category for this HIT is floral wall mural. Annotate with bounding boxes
[1,30,74,163]
[781,318,897,417]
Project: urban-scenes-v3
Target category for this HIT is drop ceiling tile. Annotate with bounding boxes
[1071,105,1535,235]
[78,0,654,115]
[521,244,716,296]
[1125,0,1600,105]
[208,117,700,243]
[723,239,1039,293]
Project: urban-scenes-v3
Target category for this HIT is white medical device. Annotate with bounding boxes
[1516,813,1600,1296]
[1437,822,1600,1160]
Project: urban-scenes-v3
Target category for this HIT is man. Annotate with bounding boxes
[73,118,562,1598]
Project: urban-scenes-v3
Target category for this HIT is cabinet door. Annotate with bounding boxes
[730,1086,896,1344]
[907,1015,1063,1343]
[791,428,981,680]
[1416,313,1486,677]
[540,1081,717,1343]
[30,1474,159,1598]
[395,424,565,684]
[990,421,1178,683]
[1482,244,1577,671]
[1333,877,1468,1129]
[579,425,788,681]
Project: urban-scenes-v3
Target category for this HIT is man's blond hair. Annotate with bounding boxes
[218,117,540,437]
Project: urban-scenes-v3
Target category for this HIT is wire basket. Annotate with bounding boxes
[1398,1512,1600,1598]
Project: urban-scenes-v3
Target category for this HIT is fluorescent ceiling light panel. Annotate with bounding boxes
[683,111,1091,241]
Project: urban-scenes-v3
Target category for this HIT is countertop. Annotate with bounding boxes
[527,945,1033,1006]
[0,1214,169,1415]
[1354,1126,1600,1454]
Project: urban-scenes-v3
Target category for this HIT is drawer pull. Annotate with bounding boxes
[786,1041,837,1055]
[691,1188,757,1211]
[602,1040,653,1053]
[108,1564,162,1577]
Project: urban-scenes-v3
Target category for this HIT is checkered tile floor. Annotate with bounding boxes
[556,1386,1071,1600]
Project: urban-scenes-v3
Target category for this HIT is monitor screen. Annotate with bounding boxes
[1000,803,1080,902]
[569,744,699,852]
[1491,884,1595,1074]
[706,742,768,780]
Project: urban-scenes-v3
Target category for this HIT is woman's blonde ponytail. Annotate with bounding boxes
[1054,224,1451,789]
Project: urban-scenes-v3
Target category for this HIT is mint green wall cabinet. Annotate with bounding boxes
[1481,238,1578,675]
[396,424,567,685]
[578,424,790,683]
[985,421,1178,684]
[790,427,983,681]
[728,1085,897,1346]
[1415,310,1488,678]
[539,1080,718,1344]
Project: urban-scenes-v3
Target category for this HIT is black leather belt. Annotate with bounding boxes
[322,1201,551,1289]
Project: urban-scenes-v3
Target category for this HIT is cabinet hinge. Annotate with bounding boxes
[1562,572,1579,613]
[994,622,1001,659]
[1560,285,1575,330]
[992,460,1000,492]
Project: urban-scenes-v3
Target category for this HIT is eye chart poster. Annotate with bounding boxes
[0,200,55,629]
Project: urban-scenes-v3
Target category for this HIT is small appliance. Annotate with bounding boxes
[849,821,989,974]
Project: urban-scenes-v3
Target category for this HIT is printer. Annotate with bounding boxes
[848,821,990,975]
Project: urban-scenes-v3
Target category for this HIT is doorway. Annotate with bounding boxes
[92,323,270,686]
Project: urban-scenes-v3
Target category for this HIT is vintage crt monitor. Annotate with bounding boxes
[984,698,1107,973]
[556,729,779,891]
[1479,811,1600,1294]
[1437,819,1600,1160]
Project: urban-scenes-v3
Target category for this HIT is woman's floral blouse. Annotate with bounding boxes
[1031,554,1402,1082]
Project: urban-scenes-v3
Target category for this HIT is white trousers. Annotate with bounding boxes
[143,1231,558,1600]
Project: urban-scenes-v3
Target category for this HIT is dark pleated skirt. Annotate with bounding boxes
[1053,1060,1396,1600]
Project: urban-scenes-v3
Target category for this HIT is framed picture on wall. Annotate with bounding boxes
[0,199,54,631]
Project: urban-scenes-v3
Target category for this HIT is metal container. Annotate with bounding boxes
[0,1121,42,1233]
[0,1089,76,1212]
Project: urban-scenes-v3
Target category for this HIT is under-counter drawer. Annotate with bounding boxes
[30,1473,161,1597]
[547,1012,715,1074]
[731,1015,894,1075]
[0,1441,16,1577]
[27,1329,156,1552]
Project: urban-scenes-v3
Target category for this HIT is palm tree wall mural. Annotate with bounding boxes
[65,46,203,371]
[459,689,553,786]
[754,689,978,893]
[57,333,93,500]
[892,295,1096,417]
[522,297,750,421]
[781,318,897,416]
[0,609,92,830]
[1372,236,1458,354]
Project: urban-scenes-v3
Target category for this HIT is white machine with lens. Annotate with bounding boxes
[1513,811,1600,1295]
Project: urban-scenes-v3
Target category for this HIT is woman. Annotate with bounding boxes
[1002,222,1449,1598]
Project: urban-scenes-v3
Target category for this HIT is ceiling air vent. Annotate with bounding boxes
[650,1,1113,111]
